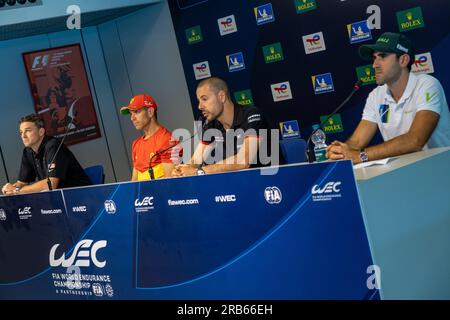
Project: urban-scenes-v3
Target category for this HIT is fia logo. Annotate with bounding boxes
[264,186,282,204]
[92,283,104,297]
[104,200,116,214]
[49,239,107,268]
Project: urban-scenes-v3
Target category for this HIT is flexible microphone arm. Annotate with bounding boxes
[305,80,362,163]
[46,98,79,190]
[148,116,207,180]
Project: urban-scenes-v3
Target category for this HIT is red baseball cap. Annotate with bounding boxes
[120,94,157,115]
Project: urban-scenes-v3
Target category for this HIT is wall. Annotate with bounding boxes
[0,0,160,26]
[98,0,194,161]
[0,0,193,186]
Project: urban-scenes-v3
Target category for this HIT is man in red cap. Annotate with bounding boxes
[120,94,181,180]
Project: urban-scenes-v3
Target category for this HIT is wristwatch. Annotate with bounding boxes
[14,186,21,193]
[359,150,369,163]
[196,167,206,176]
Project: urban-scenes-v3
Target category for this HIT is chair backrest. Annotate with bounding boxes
[84,165,105,185]
[279,138,307,164]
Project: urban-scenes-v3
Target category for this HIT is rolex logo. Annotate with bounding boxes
[328,118,334,125]
[365,68,371,76]
[406,12,413,20]
[270,47,275,54]
[191,30,196,36]
[241,93,246,99]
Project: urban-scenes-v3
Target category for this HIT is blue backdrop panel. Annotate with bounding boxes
[0,161,378,299]
[168,0,450,144]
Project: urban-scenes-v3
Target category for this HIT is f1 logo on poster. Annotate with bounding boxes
[193,61,211,80]
[218,14,238,36]
[271,81,293,102]
[49,239,107,268]
[31,55,50,70]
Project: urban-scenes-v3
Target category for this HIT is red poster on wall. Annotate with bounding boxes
[22,44,101,145]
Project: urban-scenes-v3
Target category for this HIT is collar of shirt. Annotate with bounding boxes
[231,103,246,129]
[28,135,50,158]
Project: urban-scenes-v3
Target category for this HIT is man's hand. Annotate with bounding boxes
[2,183,18,195]
[326,141,360,163]
[171,164,198,177]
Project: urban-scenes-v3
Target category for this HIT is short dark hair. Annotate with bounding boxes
[19,114,45,129]
[197,76,231,98]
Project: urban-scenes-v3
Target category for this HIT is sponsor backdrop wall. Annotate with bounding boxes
[168,0,450,142]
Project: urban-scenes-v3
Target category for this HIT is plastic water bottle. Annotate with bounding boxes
[311,124,327,162]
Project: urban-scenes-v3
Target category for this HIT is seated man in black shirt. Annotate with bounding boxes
[172,77,279,177]
[1,114,91,195]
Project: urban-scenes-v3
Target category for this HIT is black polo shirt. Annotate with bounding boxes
[18,136,91,189]
[201,104,280,167]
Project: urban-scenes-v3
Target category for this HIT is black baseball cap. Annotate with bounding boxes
[359,32,413,61]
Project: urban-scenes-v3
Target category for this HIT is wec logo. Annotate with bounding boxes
[49,239,107,268]
[18,207,31,215]
[312,182,341,194]
[135,197,154,207]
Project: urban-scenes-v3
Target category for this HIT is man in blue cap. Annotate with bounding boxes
[326,32,450,163]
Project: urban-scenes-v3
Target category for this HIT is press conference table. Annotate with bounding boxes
[0,148,449,300]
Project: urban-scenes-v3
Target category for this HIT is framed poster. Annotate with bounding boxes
[22,44,101,145]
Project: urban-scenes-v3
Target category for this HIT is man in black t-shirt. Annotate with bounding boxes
[172,77,280,177]
[1,114,91,195]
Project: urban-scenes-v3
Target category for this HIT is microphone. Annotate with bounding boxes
[46,98,79,190]
[148,116,208,180]
[305,80,362,163]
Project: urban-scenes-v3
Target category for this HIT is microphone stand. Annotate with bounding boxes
[46,98,79,190]
[305,80,362,163]
[148,116,207,179]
